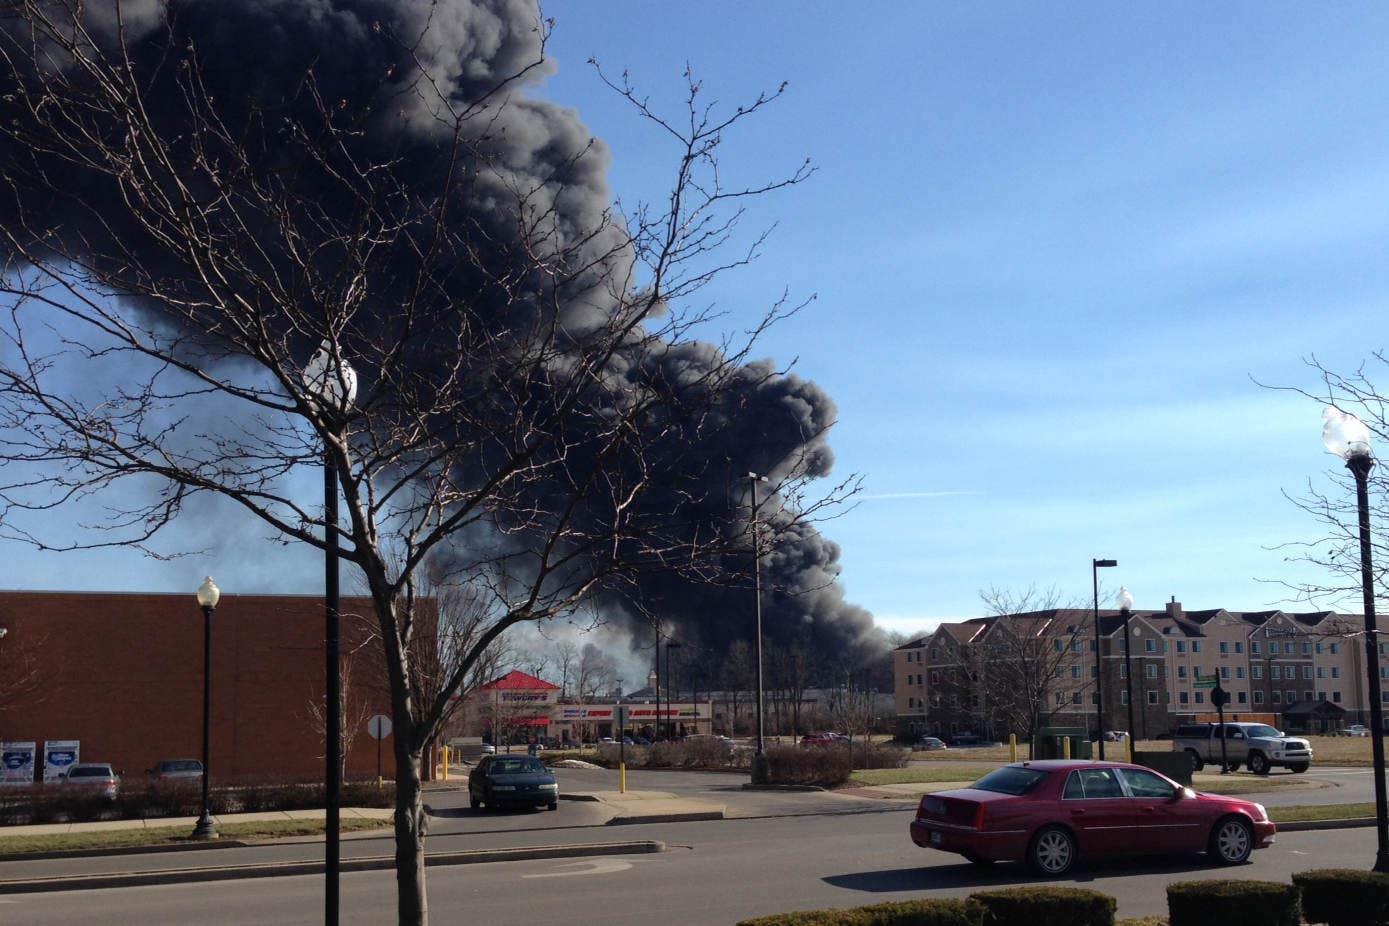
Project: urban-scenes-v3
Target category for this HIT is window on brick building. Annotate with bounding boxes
[1179,691,1189,704]
[1236,667,1245,679]
[1177,641,1187,653]
[1195,692,1205,704]
[1272,690,1282,704]
[1254,690,1264,704]
[1147,691,1159,705]
[1334,691,1342,703]
[1145,664,1157,679]
[1253,665,1263,679]
[1220,642,1229,654]
[1178,665,1188,678]
[1252,641,1261,654]
[1145,639,1155,653]
[1193,641,1203,652]
[1333,667,1341,679]
[1237,691,1247,704]
[1235,642,1244,654]
[1331,643,1340,655]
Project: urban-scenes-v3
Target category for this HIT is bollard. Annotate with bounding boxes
[441,745,449,781]
[619,762,627,794]
[1063,736,1071,760]
[1126,735,1133,763]
[1009,733,1017,763]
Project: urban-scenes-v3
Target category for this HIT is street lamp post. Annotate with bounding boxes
[665,641,683,738]
[1117,587,1137,751]
[1092,558,1117,759]
[303,340,357,923]
[192,577,220,840]
[1323,407,1389,872]
[749,473,769,781]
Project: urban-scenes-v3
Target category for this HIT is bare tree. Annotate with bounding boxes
[0,6,846,924]
[0,625,45,723]
[719,639,755,734]
[552,639,579,699]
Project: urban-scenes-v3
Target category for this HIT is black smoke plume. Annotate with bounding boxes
[0,0,884,664]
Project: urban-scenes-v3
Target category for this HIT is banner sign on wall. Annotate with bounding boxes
[42,740,79,782]
[0,742,36,784]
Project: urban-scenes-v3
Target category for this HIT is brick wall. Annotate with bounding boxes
[0,591,400,783]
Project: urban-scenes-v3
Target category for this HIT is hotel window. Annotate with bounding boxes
[1316,642,1324,654]
[1177,641,1187,653]
[1303,666,1314,680]
[1252,641,1262,654]
[1303,642,1313,655]
[1072,641,1082,653]
[1161,665,1169,678]
[1054,640,1063,652]
[1120,691,1128,705]
[1091,666,1098,678]
[1237,691,1247,704]
[1192,641,1203,652]
[1286,690,1297,703]
[1145,664,1157,679]
[1055,667,1064,678]
[1147,691,1159,705]
[1318,691,1327,701]
[1382,691,1389,705]
[1055,692,1064,706]
[1145,638,1155,653]
[1236,667,1245,679]
[1254,690,1264,704]
[1253,665,1263,679]
[1179,691,1190,704]
[1272,666,1282,680]
[1334,691,1342,703]
[1071,666,1081,679]
[1272,690,1282,704]
[1235,642,1244,653]
[1331,643,1340,655]
[1220,667,1231,679]
[1317,667,1326,679]
[1178,665,1188,679]
[1333,667,1341,679]
[1072,692,1082,705]
[930,648,939,661]
[1220,642,1229,654]
[1305,690,1314,702]
[1195,692,1205,704]
[1120,663,1127,678]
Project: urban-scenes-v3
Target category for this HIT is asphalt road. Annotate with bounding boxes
[0,810,1374,924]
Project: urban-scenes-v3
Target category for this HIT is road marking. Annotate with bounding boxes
[522,859,634,879]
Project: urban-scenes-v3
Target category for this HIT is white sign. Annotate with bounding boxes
[43,740,79,782]
[0,742,36,785]
[367,715,393,740]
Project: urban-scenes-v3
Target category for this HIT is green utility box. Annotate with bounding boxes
[1032,727,1093,760]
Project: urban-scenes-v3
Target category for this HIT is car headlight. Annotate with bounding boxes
[538,783,558,789]
[492,785,516,791]
[1253,803,1268,822]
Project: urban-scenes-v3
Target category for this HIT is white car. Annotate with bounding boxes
[1343,724,1371,737]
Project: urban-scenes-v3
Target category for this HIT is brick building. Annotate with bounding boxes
[0,590,405,783]
[895,599,1366,740]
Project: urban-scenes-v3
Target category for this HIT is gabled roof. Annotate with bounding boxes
[476,670,560,692]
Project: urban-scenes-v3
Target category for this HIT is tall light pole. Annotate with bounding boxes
[749,472,770,782]
[303,340,357,923]
[666,640,683,738]
[653,623,661,742]
[1092,558,1117,759]
[192,576,220,840]
[1323,406,1389,872]
[1117,587,1137,749]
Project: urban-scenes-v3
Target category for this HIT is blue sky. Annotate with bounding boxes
[8,3,1389,642]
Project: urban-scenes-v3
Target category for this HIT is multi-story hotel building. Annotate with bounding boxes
[895,599,1366,740]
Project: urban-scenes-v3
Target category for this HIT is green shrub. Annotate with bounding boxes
[1166,880,1300,926]
[847,743,910,770]
[969,886,1115,926]
[736,897,981,925]
[1293,868,1389,926]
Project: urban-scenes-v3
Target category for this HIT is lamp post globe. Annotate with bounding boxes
[192,576,219,840]
[1322,406,1389,872]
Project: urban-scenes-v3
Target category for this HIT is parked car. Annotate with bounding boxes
[468,755,559,811]
[1343,724,1371,737]
[1172,722,1312,775]
[909,760,1275,875]
[59,763,120,800]
[147,759,204,782]
[913,736,948,751]
[800,732,847,747]
[1102,731,1129,742]
[946,732,994,748]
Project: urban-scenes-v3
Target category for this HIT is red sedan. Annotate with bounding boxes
[909,760,1275,876]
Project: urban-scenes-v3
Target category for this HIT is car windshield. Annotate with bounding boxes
[164,761,200,771]
[1242,725,1281,738]
[970,766,1048,796]
[490,758,547,775]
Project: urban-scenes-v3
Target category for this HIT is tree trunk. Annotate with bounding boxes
[394,745,428,925]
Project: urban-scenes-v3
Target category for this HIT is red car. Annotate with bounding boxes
[910,760,1275,876]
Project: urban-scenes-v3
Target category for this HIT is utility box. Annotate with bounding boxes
[1033,727,1093,760]
[1133,750,1193,786]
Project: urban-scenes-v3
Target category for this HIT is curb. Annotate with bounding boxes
[1278,817,1375,832]
[559,793,603,803]
[0,840,666,895]
[740,784,825,792]
[606,811,724,826]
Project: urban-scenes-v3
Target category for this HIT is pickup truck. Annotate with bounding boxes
[1172,722,1312,775]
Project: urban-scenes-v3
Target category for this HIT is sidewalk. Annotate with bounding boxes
[0,806,395,839]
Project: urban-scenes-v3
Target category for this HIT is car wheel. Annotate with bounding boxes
[1186,750,1204,773]
[547,802,558,811]
[1027,825,1077,877]
[1248,752,1269,776]
[469,794,480,810]
[1208,816,1254,865]
[1289,763,1310,774]
[1223,761,1240,773]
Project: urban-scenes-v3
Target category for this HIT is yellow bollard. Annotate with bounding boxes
[619,762,627,794]
[1126,735,1133,763]
[441,745,449,781]
[1063,736,1071,760]
[1009,733,1017,763]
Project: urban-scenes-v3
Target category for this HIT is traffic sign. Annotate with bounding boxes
[1211,686,1230,708]
[1193,678,1217,688]
[367,715,393,740]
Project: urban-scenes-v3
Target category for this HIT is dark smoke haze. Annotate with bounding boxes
[0,1,886,665]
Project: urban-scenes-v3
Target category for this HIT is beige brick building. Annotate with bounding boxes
[895,600,1373,740]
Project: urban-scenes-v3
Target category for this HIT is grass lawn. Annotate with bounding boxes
[1189,773,1320,795]
[0,817,387,855]
[1268,802,1374,823]
[849,766,996,787]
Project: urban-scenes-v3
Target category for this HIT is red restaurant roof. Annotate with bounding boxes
[476,670,561,692]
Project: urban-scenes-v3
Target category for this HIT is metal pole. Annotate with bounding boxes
[1349,454,1389,872]
[324,449,341,924]
[1092,560,1113,760]
[753,477,766,755]
[654,624,661,742]
[1122,607,1136,752]
[192,604,217,839]
[1217,694,1229,774]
